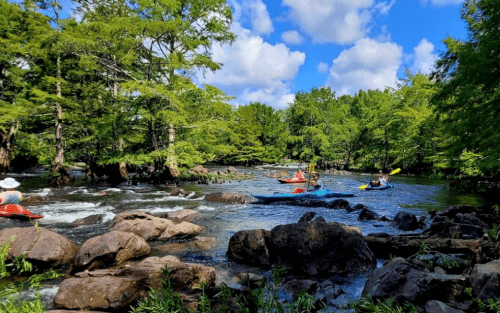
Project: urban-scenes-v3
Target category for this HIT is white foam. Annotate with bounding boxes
[33,188,51,196]
[102,188,122,192]
[30,202,115,224]
[197,205,215,211]
[123,195,203,203]
[137,206,184,214]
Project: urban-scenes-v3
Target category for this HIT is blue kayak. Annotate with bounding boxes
[252,188,355,203]
[364,183,393,191]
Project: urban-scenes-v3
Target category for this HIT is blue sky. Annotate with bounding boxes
[19,0,468,110]
[200,0,468,109]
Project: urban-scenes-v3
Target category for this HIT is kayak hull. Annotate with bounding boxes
[0,204,44,220]
[252,188,355,203]
[364,184,394,191]
[278,178,307,184]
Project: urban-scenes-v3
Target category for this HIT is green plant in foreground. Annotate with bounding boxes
[350,296,418,313]
[487,298,500,313]
[0,291,45,313]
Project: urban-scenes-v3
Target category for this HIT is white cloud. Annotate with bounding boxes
[376,25,392,42]
[281,30,305,45]
[201,23,306,109]
[326,37,403,95]
[373,0,396,15]
[410,38,438,74]
[282,0,381,44]
[317,62,329,73]
[421,0,463,6]
[230,0,273,35]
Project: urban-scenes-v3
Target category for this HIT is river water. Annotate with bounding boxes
[0,166,487,311]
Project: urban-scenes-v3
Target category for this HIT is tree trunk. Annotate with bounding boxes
[53,55,64,174]
[167,124,180,177]
[0,121,16,173]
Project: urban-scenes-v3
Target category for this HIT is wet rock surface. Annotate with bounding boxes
[204,192,254,204]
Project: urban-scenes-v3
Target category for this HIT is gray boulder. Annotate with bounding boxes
[391,211,419,231]
[227,229,272,267]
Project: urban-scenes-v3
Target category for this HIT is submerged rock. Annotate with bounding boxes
[70,214,105,227]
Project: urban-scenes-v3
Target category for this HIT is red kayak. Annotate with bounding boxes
[0,204,44,220]
[278,178,307,184]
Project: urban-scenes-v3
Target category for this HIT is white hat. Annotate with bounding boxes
[0,178,20,189]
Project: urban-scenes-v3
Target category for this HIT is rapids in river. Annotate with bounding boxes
[0,166,488,311]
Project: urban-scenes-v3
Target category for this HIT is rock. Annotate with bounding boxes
[53,276,145,311]
[424,300,465,313]
[425,221,485,239]
[284,279,317,299]
[188,165,209,174]
[0,227,79,268]
[391,211,419,231]
[155,237,215,254]
[69,214,105,227]
[378,216,391,222]
[158,221,203,241]
[110,212,174,240]
[227,166,238,173]
[346,203,368,212]
[167,209,198,223]
[204,192,254,204]
[73,231,151,271]
[96,191,107,196]
[269,217,376,276]
[434,267,448,275]
[131,256,216,290]
[358,208,378,221]
[170,187,190,197]
[454,213,489,229]
[236,272,265,288]
[363,257,467,305]
[366,232,391,238]
[298,212,316,223]
[227,229,272,267]
[326,199,350,210]
[469,259,500,301]
[23,194,49,205]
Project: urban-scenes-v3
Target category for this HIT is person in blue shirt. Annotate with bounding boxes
[309,173,323,191]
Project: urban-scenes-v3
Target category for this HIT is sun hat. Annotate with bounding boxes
[0,178,20,189]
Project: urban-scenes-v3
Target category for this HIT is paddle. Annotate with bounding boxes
[358,168,401,189]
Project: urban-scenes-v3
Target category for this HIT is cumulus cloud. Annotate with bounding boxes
[283,0,397,44]
[317,62,329,73]
[325,38,403,95]
[281,30,305,45]
[410,38,438,74]
[230,0,274,35]
[201,23,306,109]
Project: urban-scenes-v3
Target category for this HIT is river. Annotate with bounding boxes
[0,166,487,311]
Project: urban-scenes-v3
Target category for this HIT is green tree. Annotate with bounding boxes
[432,0,500,174]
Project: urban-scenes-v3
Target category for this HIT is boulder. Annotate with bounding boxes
[170,187,190,197]
[188,165,209,174]
[269,214,376,276]
[73,231,151,271]
[227,229,272,267]
[363,257,468,305]
[469,260,500,301]
[284,279,318,299]
[0,227,79,268]
[236,272,265,289]
[156,237,215,254]
[158,221,203,241]
[346,203,368,213]
[167,209,198,223]
[23,194,49,205]
[325,199,350,210]
[69,214,105,227]
[227,166,238,173]
[110,212,174,240]
[53,276,145,311]
[454,213,489,229]
[131,256,216,290]
[358,208,378,221]
[425,221,484,239]
[423,300,465,313]
[391,211,419,231]
[204,192,254,204]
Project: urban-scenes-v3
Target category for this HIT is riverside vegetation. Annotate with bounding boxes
[0,0,499,189]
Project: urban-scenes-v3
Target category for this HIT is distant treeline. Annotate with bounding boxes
[1,0,499,178]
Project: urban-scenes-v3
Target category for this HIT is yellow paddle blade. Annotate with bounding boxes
[358,184,368,189]
[390,168,401,175]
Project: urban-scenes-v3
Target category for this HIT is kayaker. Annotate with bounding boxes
[292,169,305,181]
[0,178,23,205]
[309,173,324,191]
[370,171,384,187]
